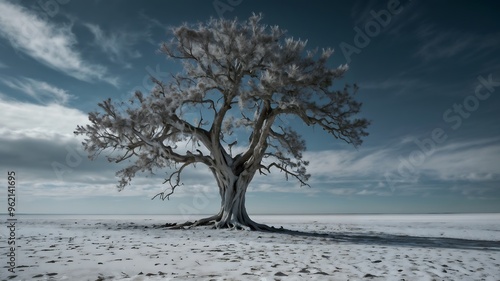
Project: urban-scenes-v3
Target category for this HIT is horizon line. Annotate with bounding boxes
[2,212,499,216]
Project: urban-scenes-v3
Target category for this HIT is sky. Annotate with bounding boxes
[0,0,499,216]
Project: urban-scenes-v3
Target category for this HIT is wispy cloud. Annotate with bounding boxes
[302,137,500,194]
[350,0,382,26]
[138,11,168,44]
[0,96,497,200]
[0,1,119,86]
[415,25,500,61]
[0,97,88,140]
[381,138,500,191]
[206,136,500,197]
[84,23,143,68]
[450,184,497,200]
[305,148,393,181]
[0,60,7,68]
[386,9,420,36]
[359,77,430,95]
[350,0,416,35]
[423,137,500,182]
[139,11,167,30]
[358,71,476,97]
[0,76,73,104]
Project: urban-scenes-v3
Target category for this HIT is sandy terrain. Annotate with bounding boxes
[1,214,499,280]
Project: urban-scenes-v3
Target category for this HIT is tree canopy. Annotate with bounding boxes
[75,14,370,230]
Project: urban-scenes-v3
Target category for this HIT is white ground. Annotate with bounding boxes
[1,214,500,280]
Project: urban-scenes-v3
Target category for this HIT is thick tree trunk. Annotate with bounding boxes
[210,168,270,230]
[171,166,274,231]
[214,173,252,229]
[166,161,275,231]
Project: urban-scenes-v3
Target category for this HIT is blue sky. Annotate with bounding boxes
[0,0,499,215]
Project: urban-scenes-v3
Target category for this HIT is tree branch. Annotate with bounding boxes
[152,161,194,201]
[261,162,310,187]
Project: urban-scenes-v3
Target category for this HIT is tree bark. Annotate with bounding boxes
[215,171,253,229]
[211,167,268,230]
[170,165,275,231]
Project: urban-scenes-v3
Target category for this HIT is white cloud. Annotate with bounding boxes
[249,182,320,195]
[305,148,394,180]
[423,138,500,182]
[84,23,143,68]
[0,1,119,86]
[328,187,357,196]
[449,184,497,200]
[1,95,497,200]
[19,178,179,199]
[298,136,500,196]
[0,97,88,140]
[359,77,431,95]
[415,25,500,61]
[0,76,73,104]
[0,96,219,199]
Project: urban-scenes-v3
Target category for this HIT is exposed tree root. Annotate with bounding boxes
[161,213,282,232]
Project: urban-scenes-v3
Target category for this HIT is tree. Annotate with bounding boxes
[75,14,370,231]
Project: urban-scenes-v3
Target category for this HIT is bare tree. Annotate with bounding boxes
[75,14,369,230]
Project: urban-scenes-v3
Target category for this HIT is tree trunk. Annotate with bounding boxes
[169,164,275,231]
[215,172,251,229]
[208,166,273,231]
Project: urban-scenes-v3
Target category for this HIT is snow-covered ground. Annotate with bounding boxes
[1,214,500,280]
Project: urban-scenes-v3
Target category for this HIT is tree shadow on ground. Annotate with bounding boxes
[277,228,500,252]
[105,221,500,252]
